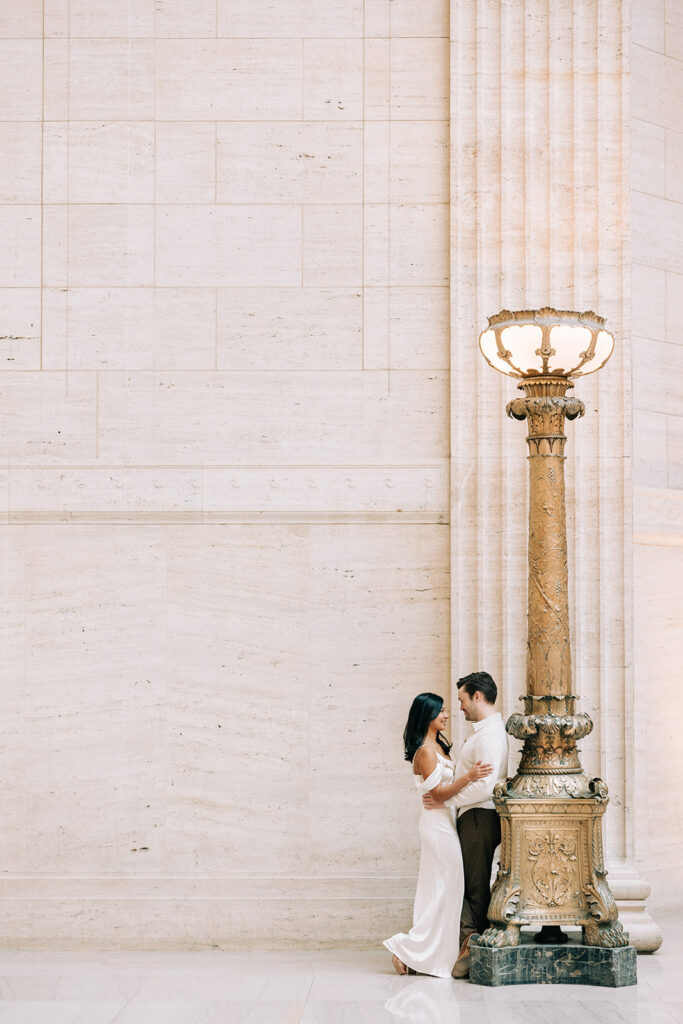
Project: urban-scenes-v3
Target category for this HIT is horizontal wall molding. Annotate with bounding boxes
[0,876,417,900]
[4,511,450,525]
[0,463,449,521]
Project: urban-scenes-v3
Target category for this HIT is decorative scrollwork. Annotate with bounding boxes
[507,712,593,741]
[507,772,594,799]
[526,830,580,908]
[507,711,594,773]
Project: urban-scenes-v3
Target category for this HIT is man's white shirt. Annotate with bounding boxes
[445,712,508,816]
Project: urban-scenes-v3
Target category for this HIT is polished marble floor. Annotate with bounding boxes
[0,914,679,1024]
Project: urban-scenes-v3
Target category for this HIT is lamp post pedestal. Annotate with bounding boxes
[468,368,635,987]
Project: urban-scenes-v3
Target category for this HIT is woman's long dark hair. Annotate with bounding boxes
[403,692,452,762]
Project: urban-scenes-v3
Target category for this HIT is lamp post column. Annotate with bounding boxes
[475,312,629,954]
[511,376,583,703]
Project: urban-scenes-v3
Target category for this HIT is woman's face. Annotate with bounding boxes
[432,705,449,731]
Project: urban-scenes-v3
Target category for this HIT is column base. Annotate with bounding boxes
[470,934,637,987]
[609,868,664,953]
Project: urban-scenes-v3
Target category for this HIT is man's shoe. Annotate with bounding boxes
[451,935,471,978]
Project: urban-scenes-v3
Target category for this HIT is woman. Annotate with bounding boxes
[384,692,492,978]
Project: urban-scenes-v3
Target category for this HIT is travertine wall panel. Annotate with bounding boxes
[0,208,41,286]
[0,125,42,203]
[156,41,303,121]
[24,527,166,874]
[217,123,362,205]
[302,41,364,120]
[216,1,364,39]
[155,0,216,39]
[216,288,362,371]
[0,0,43,37]
[96,372,448,465]
[0,0,452,946]
[302,205,363,286]
[0,42,42,119]
[38,286,209,372]
[63,123,156,204]
[0,373,96,462]
[156,206,302,287]
[68,41,155,120]
[0,290,41,370]
[155,124,216,203]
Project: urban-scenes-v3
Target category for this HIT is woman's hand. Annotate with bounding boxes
[468,760,493,783]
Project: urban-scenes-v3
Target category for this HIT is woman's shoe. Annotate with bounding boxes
[391,955,417,975]
[392,955,408,975]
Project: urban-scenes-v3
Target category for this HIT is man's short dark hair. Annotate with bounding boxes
[457,671,497,705]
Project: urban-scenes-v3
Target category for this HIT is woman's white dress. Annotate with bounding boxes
[384,753,464,978]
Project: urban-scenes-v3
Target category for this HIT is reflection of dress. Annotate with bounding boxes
[384,753,464,978]
[385,977,459,1024]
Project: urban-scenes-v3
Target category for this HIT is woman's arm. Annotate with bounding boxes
[426,761,493,804]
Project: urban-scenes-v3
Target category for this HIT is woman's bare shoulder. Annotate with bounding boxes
[413,745,437,775]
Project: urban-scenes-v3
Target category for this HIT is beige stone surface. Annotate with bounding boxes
[217,0,364,40]
[217,123,362,205]
[155,123,216,204]
[0,125,42,204]
[631,119,666,198]
[0,0,43,37]
[156,41,302,121]
[217,287,362,371]
[155,0,216,38]
[68,0,155,36]
[0,290,41,371]
[302,205,363,286]
[0,208,41,287]
[302,40,363,121]
[0,41,42,119]
[96,371,448,465]
[66,123,156,204]
[0,373,96,462]
[64,205,155,287]
[156,206,301,287]
[68,40,155,120]
[0,0,676,949]
[631,0,683,941]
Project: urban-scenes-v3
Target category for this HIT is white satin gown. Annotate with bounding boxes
[384,753,464,978]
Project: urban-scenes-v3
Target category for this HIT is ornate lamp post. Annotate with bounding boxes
[470,308,636,986]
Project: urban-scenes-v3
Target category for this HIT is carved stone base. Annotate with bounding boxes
[470,935,637,987]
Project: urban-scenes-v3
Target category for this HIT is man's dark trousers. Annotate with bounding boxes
[457,807,501,946]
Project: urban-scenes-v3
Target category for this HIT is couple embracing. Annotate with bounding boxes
[384,672,508,979]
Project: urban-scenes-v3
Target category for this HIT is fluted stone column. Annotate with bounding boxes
[449,0,662,950]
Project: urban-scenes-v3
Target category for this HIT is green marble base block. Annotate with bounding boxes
[469,936,637,987]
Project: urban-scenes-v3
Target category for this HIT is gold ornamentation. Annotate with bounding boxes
[526,830,580,908]
[482,360,628,949]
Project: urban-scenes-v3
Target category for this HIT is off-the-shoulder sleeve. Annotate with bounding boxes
[415,763,444,793]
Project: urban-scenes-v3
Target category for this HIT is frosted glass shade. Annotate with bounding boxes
[479,308,614,379]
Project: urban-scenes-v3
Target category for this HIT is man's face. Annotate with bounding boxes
[458,687,478,722]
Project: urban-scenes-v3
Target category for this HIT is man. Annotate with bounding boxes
[422,671,508,978]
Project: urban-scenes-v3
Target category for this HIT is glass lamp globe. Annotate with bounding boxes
[478,308,614,379]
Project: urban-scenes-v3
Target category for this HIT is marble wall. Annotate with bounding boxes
[0,0,678,948]
[631,2,683,916]
[0,0,453,946]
